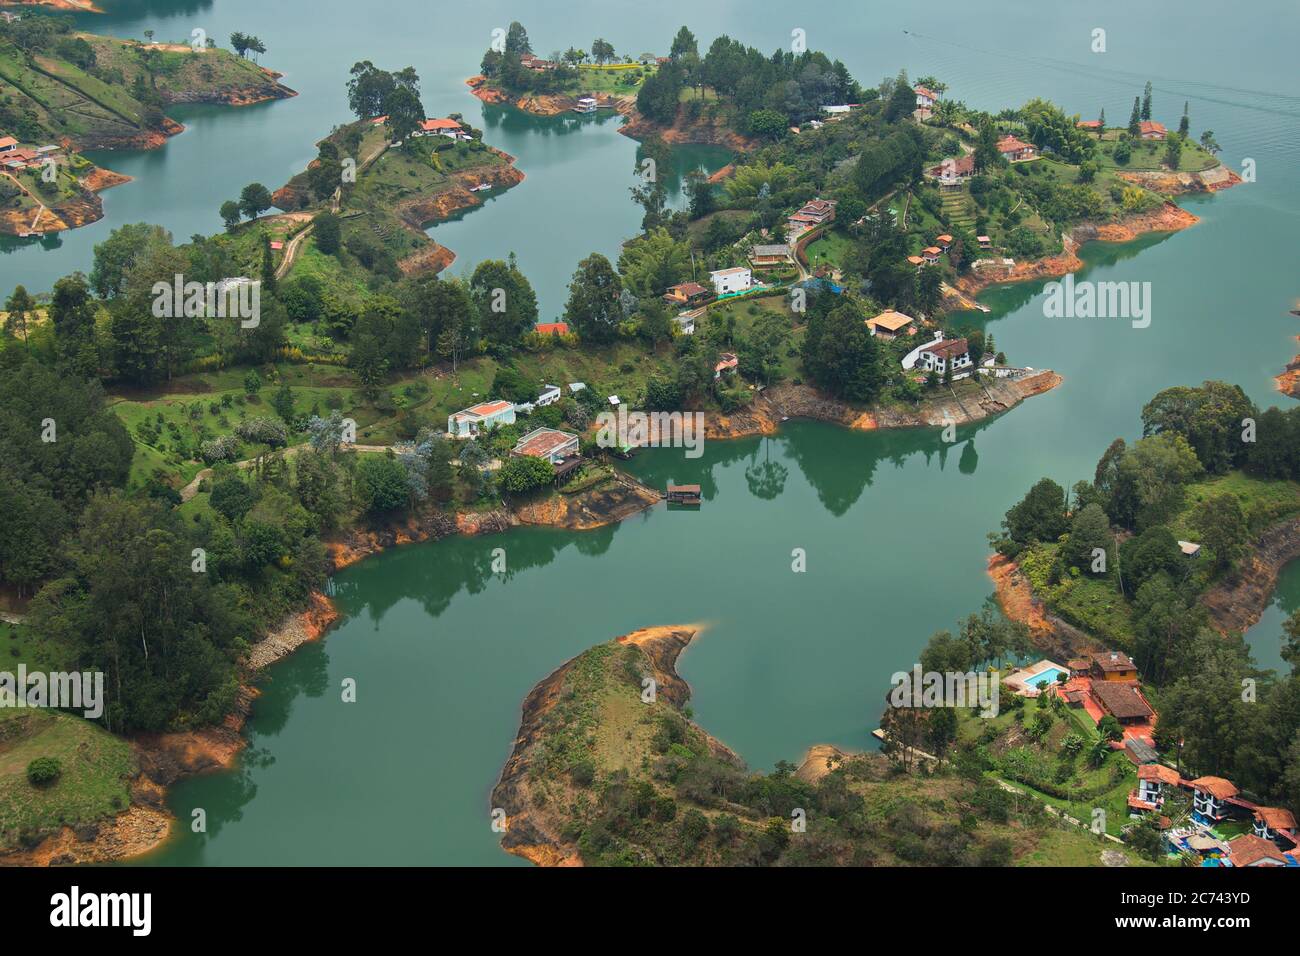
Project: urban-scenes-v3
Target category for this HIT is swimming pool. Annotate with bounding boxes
[1026,666,1067,688]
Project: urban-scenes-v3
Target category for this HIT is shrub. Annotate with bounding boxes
[26,757,62,786]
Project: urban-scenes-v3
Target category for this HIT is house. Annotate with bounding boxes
[749,244,792,267]
[708,267,751,296]
[1190,776,1240,822]
[1090,651,1138,682]
[914,86,938,109]
[1139,120,1167,140]
[1227,834,1289,867]
[1076,119,1103,131]
[906,255,926,270]
[866,310,914,340]
[536,384,562,407]
[977,235,993,250]
[921,246,942,264]
[714,352,739,379]
[935,234,953,250]
[269,241,284,251]
[1134,764,1182,808]
[916,337,973,378]
[519,54,556,71]
[511,427,580,464]
[662,282,709,306]
[666,483,701,504]
[369,115,389,125]
[574,96,597,114]
[1178,540,1202,558]
[672,314,696,335]
[2,148,38,170]
[1253,807,1298,844]
[534,322,570,336]
[996,134,1037,162]
[821,104,853,115]
[0,136,17,153]
[1124,737,1160,765]
[607,395,620,406]
[1090,680,1156,725]
[447,399,516,437]
[418,118,469,140]
[786,199,836,234]
[926,153,974,183]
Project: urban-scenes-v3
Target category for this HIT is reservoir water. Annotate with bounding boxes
[2,0,1294,865]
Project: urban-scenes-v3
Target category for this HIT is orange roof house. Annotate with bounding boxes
[1227,834,1288,867]
[996,134,1036,161]
[1139,120,1167,140]
[866,310,914,339]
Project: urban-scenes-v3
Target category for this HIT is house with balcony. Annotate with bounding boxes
[1253,807,1298,846]
[915,337,973,378]
[1190,776,1239,823]
[708,267,752,296]
[1130,764,1182,813]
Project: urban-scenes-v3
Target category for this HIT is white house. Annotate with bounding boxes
[915,337,973,378]
[672,314,696,335]
[574,97,597,114]
[1191,776,1239,822]
[1253,807,1298,844]
[568,382,587,395]
[1134,764,1181,809]
[914,86,939,109]
[709,267,752,296]
[537,384,562,407]
[447,399,516,437]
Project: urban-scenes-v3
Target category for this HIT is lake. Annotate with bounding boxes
[3,0,1294,865]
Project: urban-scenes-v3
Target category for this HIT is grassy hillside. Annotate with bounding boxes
[492,627,1152,866]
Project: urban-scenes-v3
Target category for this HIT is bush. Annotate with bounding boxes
[498,455,555,493]
[26,757,62,786]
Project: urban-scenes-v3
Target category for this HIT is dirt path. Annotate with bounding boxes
[179,443,394,501]
[274,138,390,280]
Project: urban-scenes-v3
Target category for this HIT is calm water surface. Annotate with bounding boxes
[6,0,1294,865]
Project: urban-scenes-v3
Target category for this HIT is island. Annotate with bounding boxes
[0,17,294,235]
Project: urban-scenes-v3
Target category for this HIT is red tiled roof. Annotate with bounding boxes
[1255,807,1298,830]
[513,427,578,459]
[0,136,17,149]
[1228,834,1287,867]
[1191,776,1239,800]
[920,338,969,360]
[420,118,462,132]
[1091,681,1155,720]
[534,322,569,335]
[1139,120,1167,136]
[1076,120,1102,129]
[997,134,1034,153]
[666,282,707,298]
[914,86,938,100]
[1092,651,1135,673]
[1138,764,1181,785]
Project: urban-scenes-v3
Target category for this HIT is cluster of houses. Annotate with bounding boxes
[1008,651,1298,866]
[0,136,59,173]
[905,232,955,272]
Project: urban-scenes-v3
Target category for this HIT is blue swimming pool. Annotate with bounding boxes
[1027,667,1067,688]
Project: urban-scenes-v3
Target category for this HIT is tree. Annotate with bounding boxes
[1200,130,1220,154]
[3,285,36,349]
[313,211,342,255]
[591,38,615,64]
[238,182,273,221]
[669,26,697,61]
[384,84,425,144]
[504,22,531,56]
[1178,101,1190,137]
[220,200,242,231]
[1141,381,1255,474]
[1194,494,1248,573]
[1063,502,1111,572]
[1163,132,1183,170]
[469,256,538,345]
[800,299,884,402]
[1127,96,1142,137]
[49,273,100,378]
[356,454,409,514]
[563,253,623,344]
[90,223,172,299]
[1141,81,1153,121]
[998,478,1068,553]
[498,454,554,493]
[617,228,688,298]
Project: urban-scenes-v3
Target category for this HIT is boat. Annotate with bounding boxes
[469,183,491,192]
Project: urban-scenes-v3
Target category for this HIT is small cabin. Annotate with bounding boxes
[666,483,701,505]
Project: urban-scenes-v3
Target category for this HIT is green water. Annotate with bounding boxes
[4,0,1295,864]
